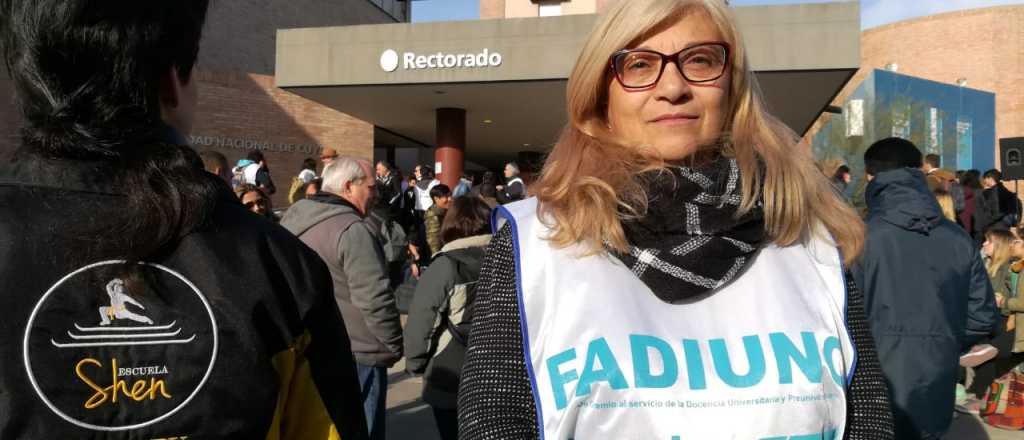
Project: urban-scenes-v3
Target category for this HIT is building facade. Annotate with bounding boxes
[278,2,862,189]
[812,69,996,203]
[808,5,1024,173]
[0,0,409,207]
[481,0,607,19]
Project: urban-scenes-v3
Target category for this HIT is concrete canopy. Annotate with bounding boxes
[276,2,860,168]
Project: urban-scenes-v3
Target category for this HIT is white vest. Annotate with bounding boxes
[494,198,855,440]
[415,179,440,211]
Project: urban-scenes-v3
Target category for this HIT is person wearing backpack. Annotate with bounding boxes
[288,157,318,204]
[984,169,1022,226]
[404,196,492,440]
[243,150,276,195]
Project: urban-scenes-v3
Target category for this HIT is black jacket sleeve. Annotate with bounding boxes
[457,225,893,439]
[458,225,539,439]
[507,181,525,201]
[256,168,276,195]
[265,226,369,440]
[496,181,524,205]
[965,248,999,343]
[842,273,895,440]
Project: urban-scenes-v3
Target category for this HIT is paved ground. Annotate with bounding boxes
[386,359,441,440]
[384,358,1021,440]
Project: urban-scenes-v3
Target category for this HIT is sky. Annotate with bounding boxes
[412,0,1024,29]
[412,0,479,23]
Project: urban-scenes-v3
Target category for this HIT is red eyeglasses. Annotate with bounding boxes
[609,41,731,90]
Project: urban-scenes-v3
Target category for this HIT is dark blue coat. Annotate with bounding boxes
[852,168,999,439]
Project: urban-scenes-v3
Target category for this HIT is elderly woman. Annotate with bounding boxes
[457,1,893,439]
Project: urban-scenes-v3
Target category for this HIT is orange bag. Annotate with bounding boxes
[983,369,1024,430]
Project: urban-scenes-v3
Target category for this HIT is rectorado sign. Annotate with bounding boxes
[380,48,502,72]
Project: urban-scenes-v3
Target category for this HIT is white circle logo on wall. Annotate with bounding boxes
[22,260,219,432]
[380,49,399,72]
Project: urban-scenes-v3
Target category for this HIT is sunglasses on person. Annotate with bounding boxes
[609,41,730,90]
[244,198,267,209]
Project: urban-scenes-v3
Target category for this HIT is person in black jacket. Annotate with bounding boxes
[244,150,276,195]
[961,169,999,245]
[495,161,526,204]
[983,168,1021,226]
[405,196,492,440]
[0,1,367,438]
[853,137,999,440]
[470,170,499,208]
[375,160,403,220]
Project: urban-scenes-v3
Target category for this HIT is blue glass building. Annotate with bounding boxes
[812,69,996,199]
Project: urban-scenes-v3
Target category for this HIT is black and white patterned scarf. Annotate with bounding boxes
[615,156,765,303]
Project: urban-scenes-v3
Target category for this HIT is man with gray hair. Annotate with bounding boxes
[281,156,402,440]
[496,161,526,204]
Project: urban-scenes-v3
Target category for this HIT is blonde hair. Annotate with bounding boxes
[933,189,956,222]
[985,228,1014,278]
[531,0,864,264]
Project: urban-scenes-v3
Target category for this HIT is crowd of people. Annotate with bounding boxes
[205,148,527,439]
[2,0,1023,439]
[849,138,1003,439]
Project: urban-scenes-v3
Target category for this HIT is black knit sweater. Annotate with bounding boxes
[457,225,894,439]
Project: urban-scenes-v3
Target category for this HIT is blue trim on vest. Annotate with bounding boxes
[492,204,547,438]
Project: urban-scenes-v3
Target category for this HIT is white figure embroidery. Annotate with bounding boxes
[98,278,154,325]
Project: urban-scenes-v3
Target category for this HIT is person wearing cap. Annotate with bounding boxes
[321,147,339,175]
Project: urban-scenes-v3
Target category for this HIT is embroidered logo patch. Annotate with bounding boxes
[23,261,218,431]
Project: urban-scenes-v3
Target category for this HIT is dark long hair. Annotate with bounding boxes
[440,196,492,245]
[961,169,983,191]
[1,0,215,262]
[235,184,274,221]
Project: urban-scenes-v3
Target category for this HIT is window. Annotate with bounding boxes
[539,1,562,17]
[927,107,942,155]
[957,117,973,170]
[891,101,911,140]
[845,99,864,137]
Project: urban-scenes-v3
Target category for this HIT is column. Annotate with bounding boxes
[435,107,466,189]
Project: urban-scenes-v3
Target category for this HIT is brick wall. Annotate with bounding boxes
[480,0,506,19]
[0,1,387,207]
[805,6,1024,168]
[0,70,373,209]
[191,70,373,209]
[492,0,600,18]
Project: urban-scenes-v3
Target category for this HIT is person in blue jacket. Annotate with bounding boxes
[853,137,999,440]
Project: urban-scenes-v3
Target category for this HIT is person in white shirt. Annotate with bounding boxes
[413,164,440,219]
[297,158,318,185]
